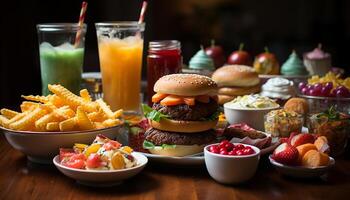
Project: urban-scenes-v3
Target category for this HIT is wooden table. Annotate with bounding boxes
[1,133,350,200]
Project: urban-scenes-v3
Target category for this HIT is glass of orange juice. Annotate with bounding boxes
[95,22,145,113]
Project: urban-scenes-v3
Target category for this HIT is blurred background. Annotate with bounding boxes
[1,0,349,109]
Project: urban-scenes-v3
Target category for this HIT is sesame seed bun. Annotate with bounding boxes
[212,65,260,87]
[154,74,217,96]
[218,84,261,96]
[218,94,235,105]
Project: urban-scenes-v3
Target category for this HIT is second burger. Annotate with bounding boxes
[142,74,219,157]
[212,65,261,105]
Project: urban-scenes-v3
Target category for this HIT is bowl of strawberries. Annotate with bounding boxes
[269,132,335,178]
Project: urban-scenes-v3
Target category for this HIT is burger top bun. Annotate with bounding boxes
[154,74,217,96]
[212,65,260,87]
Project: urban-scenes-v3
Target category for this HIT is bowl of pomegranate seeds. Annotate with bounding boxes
[204,140,260,184]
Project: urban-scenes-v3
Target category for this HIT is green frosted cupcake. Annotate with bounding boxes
[281,51,308,75]
[189,48,215,71]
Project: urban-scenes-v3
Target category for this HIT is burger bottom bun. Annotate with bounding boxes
[218,95,235,105]
[148,144,205,157]
[218,84,261,96]
[149,118,217,133]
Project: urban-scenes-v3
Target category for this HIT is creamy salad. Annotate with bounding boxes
[225,94,279,109]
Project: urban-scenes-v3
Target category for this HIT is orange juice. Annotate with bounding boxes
[97,36,144,111]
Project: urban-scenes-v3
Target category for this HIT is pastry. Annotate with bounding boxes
[284,98,309,115]
[281,50,308,75]
[303,44,331,76]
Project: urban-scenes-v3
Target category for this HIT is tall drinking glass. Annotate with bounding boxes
[95,22,145,113]
[37,23,86,95]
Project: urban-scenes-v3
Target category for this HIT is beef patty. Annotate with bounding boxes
[145,128,216,146]
[152,99,218,121]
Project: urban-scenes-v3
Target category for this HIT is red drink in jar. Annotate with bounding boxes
[147,40,182,105]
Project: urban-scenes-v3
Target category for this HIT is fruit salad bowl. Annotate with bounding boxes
[298,94,350,114]
[53,152,148,186]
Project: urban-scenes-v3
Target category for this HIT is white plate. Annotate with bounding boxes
[141,152,204,165]
[269,155,335,178]
[53,152,148,186]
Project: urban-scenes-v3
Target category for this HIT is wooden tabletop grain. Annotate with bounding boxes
[1,134,349,200]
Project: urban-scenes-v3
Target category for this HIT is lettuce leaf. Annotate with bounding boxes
[206,110,220,121]
[143,140,176,150]
[142,104,169,122]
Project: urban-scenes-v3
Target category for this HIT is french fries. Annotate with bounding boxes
[80,89,92,102]
[0,84,124,132]
[1,108,19,119]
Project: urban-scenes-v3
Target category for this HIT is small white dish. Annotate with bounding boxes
[204,143,260,184]
[53,152,148,186]
[223,104,280,131]
[1,125,126,164]
[141,152,204,165]
[269,155,335,178]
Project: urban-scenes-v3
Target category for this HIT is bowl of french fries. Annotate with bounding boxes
[0,84,126,164]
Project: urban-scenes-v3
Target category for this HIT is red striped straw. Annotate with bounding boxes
[138,1,148,24]
[74,1,88,48]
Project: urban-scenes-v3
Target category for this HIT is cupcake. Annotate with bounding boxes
[260,77,296,105]
[188,47,215,76]
[281,50,308,76]
[303,44,331,76]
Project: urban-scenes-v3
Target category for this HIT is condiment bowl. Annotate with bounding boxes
[223,104,280,131]
[204,143,260,184]
[1,125,127,164]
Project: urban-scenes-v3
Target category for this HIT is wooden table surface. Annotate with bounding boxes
[1,133,350,200]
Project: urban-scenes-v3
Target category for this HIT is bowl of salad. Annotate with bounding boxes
[224,95,280,131]
[307,107,350,156]
[53,135,148,186]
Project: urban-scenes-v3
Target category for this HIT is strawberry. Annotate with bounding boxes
[272,143,299,165]
[290,133,315,147]
[287,132,299,144]
[279,137,289,144]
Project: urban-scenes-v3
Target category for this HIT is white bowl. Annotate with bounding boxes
[223,104,279,131]
[204,143,260,184]
[269,155,335,178]
[53,152,148,186]
[1,125,127,164]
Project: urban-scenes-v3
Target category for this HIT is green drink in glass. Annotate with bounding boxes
[37,23,87,95]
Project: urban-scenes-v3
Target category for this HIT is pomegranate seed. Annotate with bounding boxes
[236,150,243,156]
[220,150,228,155]
[235,144,245,150]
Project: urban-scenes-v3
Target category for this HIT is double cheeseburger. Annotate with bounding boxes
[211,65,260,105]
[143,74,219,157]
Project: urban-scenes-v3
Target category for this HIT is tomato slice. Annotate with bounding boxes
[86,153,103,168]
[59,148,75,162]
[195,95,210,103]
[103,140,122,151]
[60,153,86,169]
[160,95,184,106]
[152,93,168,103]
[183,97,195,106]
[62,159,85,169]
